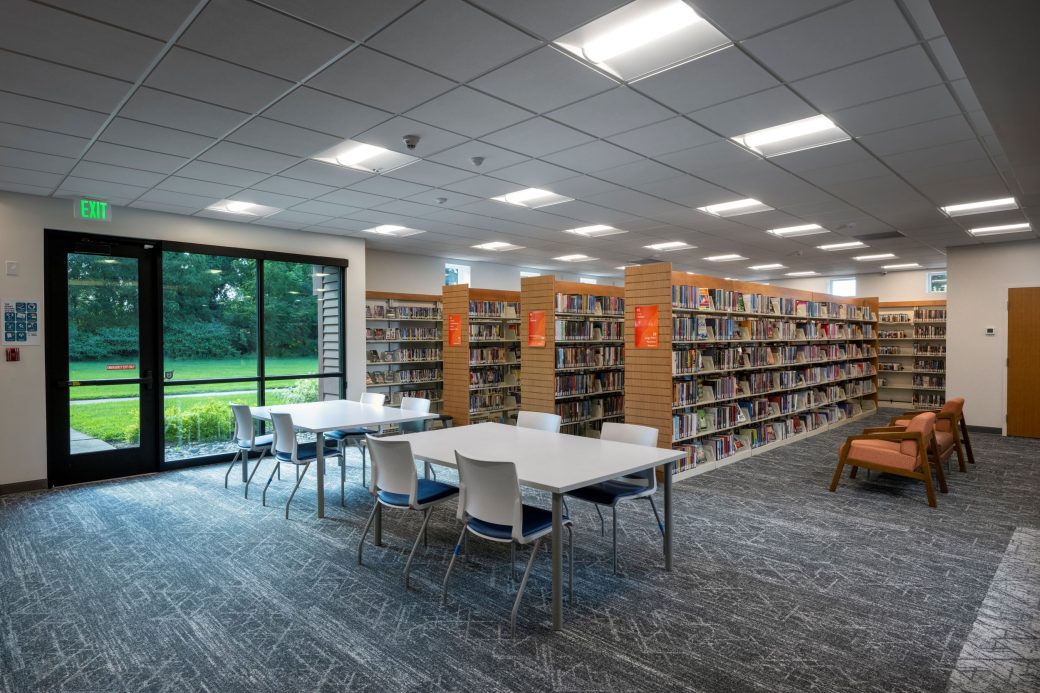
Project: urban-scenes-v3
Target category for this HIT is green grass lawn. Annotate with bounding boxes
[69,357,318,399]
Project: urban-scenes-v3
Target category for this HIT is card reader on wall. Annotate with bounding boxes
[985,327,996,336]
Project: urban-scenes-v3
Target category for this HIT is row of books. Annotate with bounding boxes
[914,326,947,337]
[674,316,876,342]
[879,346,905,355]
[388,389,439,405]
[470,392,518,413]
[915,359,945,372]
[555,370,623,397]
[366,304,441,320]
[914,392,945,407]
[470,369,518,387]
[914,308,946,321]
[366,348,441,363]
[469,346,520,365]
[671,344,876,375]
[556,395,624,424]
[365,327,440,341]
[672,287,874,320]
[366,368,441,385]
[554,293,624,315]
[673,362,876,406]
[469,301,520,318]
[555,345,624,369]
[469,323,519,340]
[880,313,912,323]
[879,330,910,338]
[915,345,946,355]
[554,320,623,341]
[879,362,906,371]
[913,375,946,388]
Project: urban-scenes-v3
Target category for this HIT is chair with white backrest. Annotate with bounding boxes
[516,411,562,433]
[225,403,273,498]
[442,451,573,636]
[564,422,663,575]
[357,435,459,588]
[261,411,342,519]
[325,392,385,494]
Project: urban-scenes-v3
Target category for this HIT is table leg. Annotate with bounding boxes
[551,492,563,631]
[316,433,325,519]
[241,451,249,483]
[664,460,673,571]
[374,504,383,547]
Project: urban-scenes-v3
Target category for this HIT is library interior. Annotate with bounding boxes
[1,1,1038,691]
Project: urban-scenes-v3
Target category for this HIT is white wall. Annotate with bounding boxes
[0,191,366,487]
[947,240,1040,429]
[771,269,939,301]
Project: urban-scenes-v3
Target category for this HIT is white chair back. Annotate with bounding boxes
[231,403,254,446]
[360,392,385,406]
[455,451,524,542]
[270,412,297,461]
[601,421,658,489]
[366,435,418,500]
[516,411,562,433]
[399,396,431,434]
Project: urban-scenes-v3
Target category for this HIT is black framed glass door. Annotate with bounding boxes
[45,231,161,486]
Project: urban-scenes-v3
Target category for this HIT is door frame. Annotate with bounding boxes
[44,229,163,486]
[1003,284,1040,436]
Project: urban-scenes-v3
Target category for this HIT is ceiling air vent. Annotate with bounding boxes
[852,231,905,241]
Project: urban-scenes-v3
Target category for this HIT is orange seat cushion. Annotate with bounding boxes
[935,430,955,458]
[849,439,920,472]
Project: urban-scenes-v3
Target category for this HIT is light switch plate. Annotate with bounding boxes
[5,260,18,276]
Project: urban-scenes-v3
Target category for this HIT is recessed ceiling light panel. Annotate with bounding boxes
[555,254,597,262]
[472,241,524,251]
[645,241,693,251]
[968,222,1031,236]
[854,253,896,261]
[882,263,921,269]
[698,198,773,217]
[785,271,818,277]
[748,263,785,270]
[313,139,418,174]
[554,0,731,81]
[206,200,280,217]
[492,187,573,208]
[940,196,1017,217]
[703,254,746,262]
[732,115,850,157]
[766,223,827,237]
[817,241,867,250]
[363,225,425,238]
[563,224,627,237]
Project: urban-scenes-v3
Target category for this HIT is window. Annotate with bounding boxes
[927,271,947,293]
[445,263,471,286]
[579,277,598,285]
[828,277,856,297]
[519,270,540,278]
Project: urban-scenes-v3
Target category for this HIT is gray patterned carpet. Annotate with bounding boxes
[1,409,1038,692]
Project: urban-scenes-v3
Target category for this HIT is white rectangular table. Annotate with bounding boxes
[395,422,685,631]
[251,400,439,518]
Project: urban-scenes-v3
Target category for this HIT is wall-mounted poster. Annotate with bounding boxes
[634,304,659,348]
[2,298,41,346]
[447,314,462,346]
[527,310,546,347]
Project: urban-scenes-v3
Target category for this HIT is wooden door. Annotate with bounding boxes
[1007,287,1040,437]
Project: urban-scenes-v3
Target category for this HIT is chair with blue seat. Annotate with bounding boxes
[326,392,385,495]
[564,422,663,575]
[357,434,458,588]
[442,451,573,636]
[225,403,273,498]
[261,411,342,519]
[516,410,562,433]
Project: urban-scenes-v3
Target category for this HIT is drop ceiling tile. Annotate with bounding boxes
[262,210,334,227]
[595,158,678,187]
[404,188,482,209]
[316,188,394,208]
[250,175,337,199]
[56,176,149,200]
[311,217,370,232]
[279,160,372,187]
[547,88,673,138]
[199,141,300,173]
[156,176,242,198]
[468,0,628,39]
[252,216,309,230]
[179,0,351,81]
[368,0,540,82]
[902,0,944,39]
[68,161,166,187]
[226,118,342,157]
[370,199,443,218]
[584,188,690,219]
[262,87,390,139]
[949,79,983,113]
[442,175,522,198]
[307,47,454,114]
[349,176,430,199]
[470,46,617,113]
[119,89,248,140]
[690,87,819,138]
[542,141,643,173]
[635,46,777,114]
[0,52,131,113]
[543,200,642,226]
[384,161,474,187]
[177,160,269,187]
[355,117,467,157]
[481,118,595,157]
[131,200,204,215]
[258,0,415,40]
[883,139,988,173]
[830,85,961,137]
[100,118,212,158]
[289,200,362,217]
[773,139,872,173]
[693,0,845,41]
[84,142,188,173]
[858,115,976,157]
[742,0,916,81]
[0,165,62,189]
[797,157,891,187]
[490,160,577,187]
[928,37,967,81]
[406,87,531,138]
[657,140,759,176]
[43,0,198,40]
[1,0,163,81]
[0,147,76,175]
[548,175,625,200]
[631,175,732,207]
[606,117,718,158]
[0,92,105,139]
[0,123,88,158]
[146,47,294,113]
[231,189,307,209]
[427,141,529,174]
[137,188,220,209]
[793,46,942,112]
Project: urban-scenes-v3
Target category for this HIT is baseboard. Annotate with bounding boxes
[0,478,49,496]
[968,425,1002,435]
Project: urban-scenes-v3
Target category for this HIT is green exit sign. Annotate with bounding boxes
[75,198,111,222]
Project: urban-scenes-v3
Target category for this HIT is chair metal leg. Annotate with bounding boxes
[442,525,468,605]
[357,499,379,565]
[510,542,516,581]
[567,524,574,606]
[405,508,435,589]
[648,496,664,536]
[594,504,605,537]
[224,449,242,488]
[244,449,268,499]
[612,505,618,575]
[511,537,542,637]
[340,455,346,508]
[361,446,368,488]
[261,462,279,507]
[562,498,570,517]
[276,462,280,480]
[423,507,430,547]
[285,462,310,520]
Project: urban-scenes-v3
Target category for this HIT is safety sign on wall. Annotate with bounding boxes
[2,298,41,346]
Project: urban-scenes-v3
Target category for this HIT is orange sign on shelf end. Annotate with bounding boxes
[447,314,462,346]
[528,310,546,347]
[634,304,659,348]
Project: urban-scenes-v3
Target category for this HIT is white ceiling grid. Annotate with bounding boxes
[0,0,1031,279]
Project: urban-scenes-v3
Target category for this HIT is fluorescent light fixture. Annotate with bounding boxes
[817,241,867,250]
[645,241,693,251]
[472,241,523,251]
[563,224,626,238]
[362,224,425,238]
[732,115,850,157]
[785,271,818,277]
[698,198,773,217]
[940,197,1017,217]
[882,263,921,269]
[555,254,596,262]
[748,263,785,270]
[854,253,896,261]
[554,0,730,81]
[767,223,827,238]
[492,187,573,209]
[615,265,630,270]
[313,139,418,174]
[968,222,1031,236]
[206,200,279,217]
[703,254,746,262]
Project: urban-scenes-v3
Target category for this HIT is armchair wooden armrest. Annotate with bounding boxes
[845,431,926,445]
[866,425,906,433]
[898,408,940,416]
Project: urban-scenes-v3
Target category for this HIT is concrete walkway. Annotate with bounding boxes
[69,428,116,454]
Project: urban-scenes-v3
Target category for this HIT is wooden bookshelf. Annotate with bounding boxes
[877,300,947,408]
[441,285,521,426]
[365,291,443,410]
[520,276,625,437]
[624,263,879,481]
